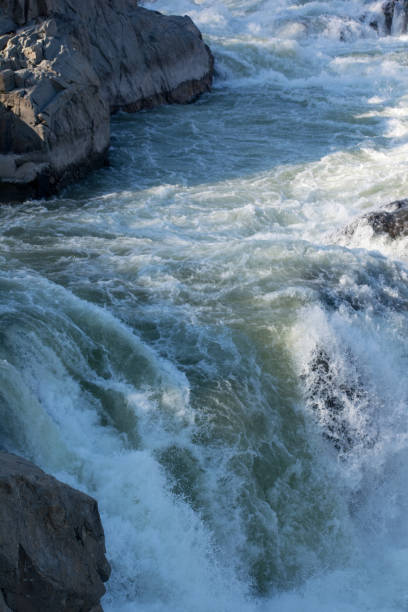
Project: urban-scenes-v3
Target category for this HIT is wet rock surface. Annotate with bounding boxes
[0,452,110,612]
[344,199,408,240]
[303,347,377,454]
[363,0,408,36]
[0,0,214,201]
[382,0,408,33]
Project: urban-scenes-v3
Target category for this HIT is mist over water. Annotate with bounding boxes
[1,0,408,609]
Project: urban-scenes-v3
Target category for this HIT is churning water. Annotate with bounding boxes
[1,0,408,609]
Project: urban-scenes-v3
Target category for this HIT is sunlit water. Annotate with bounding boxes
[1,0,408,609]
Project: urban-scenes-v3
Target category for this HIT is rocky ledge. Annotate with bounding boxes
[0,452,110,611]
[0,0,214,202]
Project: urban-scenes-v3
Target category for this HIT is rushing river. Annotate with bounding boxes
[1,0,408,609]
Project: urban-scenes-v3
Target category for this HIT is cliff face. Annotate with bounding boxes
[0,0,214,201]
[0,452,110,612]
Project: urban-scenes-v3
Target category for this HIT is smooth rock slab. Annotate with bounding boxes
[0,452,110,612]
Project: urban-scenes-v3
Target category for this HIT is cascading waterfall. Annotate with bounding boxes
[1,0,408,609]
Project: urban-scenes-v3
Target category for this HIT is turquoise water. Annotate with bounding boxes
[1,0,408,609]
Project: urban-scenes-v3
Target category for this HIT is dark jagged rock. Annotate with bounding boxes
[304,348,358,453]
[382,0,408,33]
[344,199,408,240]
[383,0,395,33]
[303,347,376,454]
[0,452,110,611]
[0,0,214,201]
[365,1,408,36]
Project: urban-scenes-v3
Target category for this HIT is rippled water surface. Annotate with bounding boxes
[2,0,408,610]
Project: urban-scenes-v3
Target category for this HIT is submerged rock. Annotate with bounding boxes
[344,199,408,240]
[304,347,357,453]
[0,452,110,611]
[303,347,376,454]
[0,0,214,201]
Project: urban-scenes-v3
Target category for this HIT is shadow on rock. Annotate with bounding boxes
[0,0,214,202]
[0,452,110,612]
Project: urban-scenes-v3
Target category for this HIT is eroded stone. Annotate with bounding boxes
[0,452,111,612]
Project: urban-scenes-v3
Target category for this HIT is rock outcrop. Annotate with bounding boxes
[0,0,214,201]
[344,198,408,240]
[364,1,408,36]
[0,452,110,611]
[303,347,377,454]
[382,0,408,34]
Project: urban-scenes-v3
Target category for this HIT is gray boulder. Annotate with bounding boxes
[0,452,110,611]
[344,198,408,239]
[0,0,214,201]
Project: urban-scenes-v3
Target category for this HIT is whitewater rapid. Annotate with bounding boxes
[1,0,408,609]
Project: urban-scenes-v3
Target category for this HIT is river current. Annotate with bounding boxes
[1,0,408,609]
